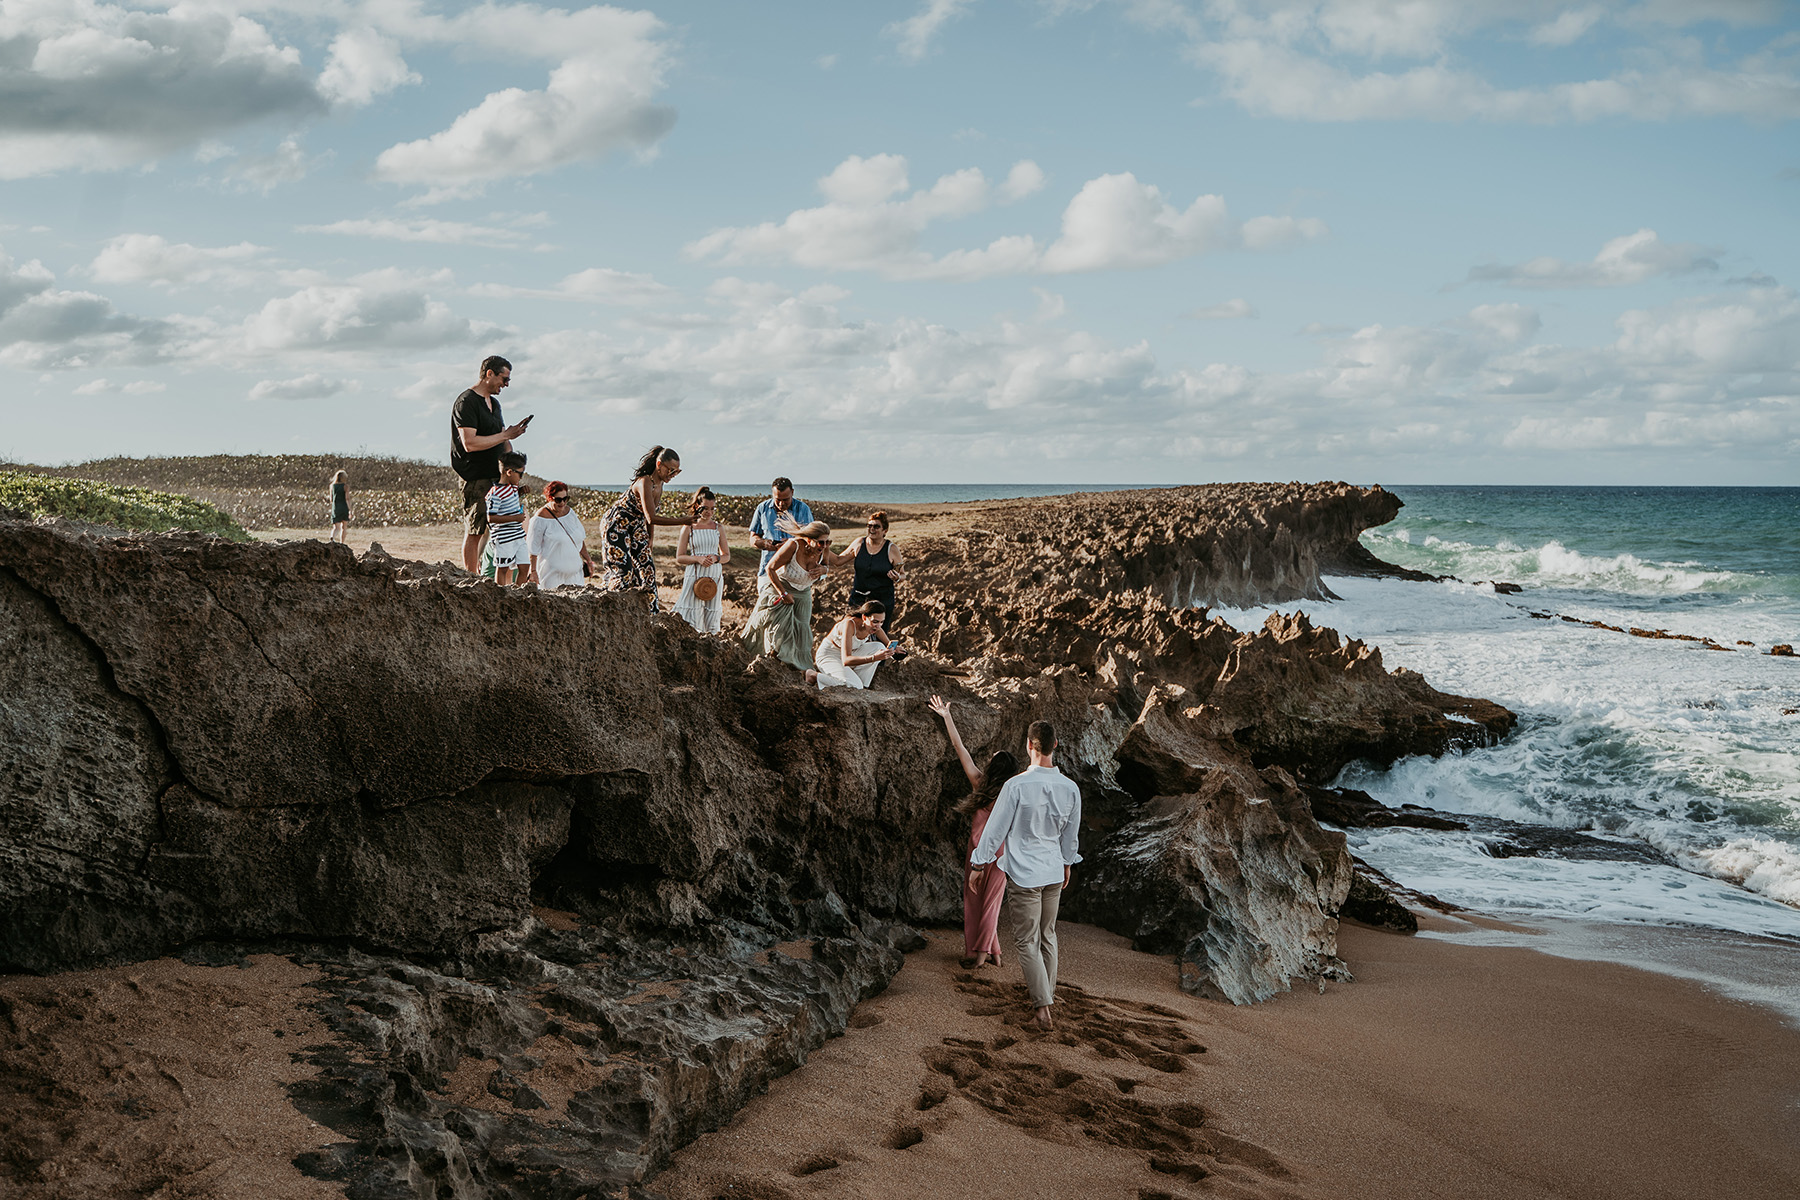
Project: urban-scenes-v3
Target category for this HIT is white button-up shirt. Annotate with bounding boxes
[971,765,1082,888]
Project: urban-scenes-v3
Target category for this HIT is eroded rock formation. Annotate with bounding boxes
[0,482,1513,1197]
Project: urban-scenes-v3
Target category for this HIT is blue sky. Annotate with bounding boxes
[1,0,1796,485]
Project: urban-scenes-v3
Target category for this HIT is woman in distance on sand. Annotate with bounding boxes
[673,486,729,633]
[599,446,694,611]
[740,517,833,675]
[328,469,350,544]
[927,694,1021,969]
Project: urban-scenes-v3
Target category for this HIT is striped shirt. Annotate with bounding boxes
[487,484,527,543]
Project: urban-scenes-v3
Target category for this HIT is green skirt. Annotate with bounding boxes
[740,584,815,672]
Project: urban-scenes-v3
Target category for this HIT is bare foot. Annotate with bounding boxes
[804,669,818,686]
[1033,1007,1054,1031]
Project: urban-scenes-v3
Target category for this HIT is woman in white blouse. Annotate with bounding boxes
[674,487,730,633]
[526,481,594,590]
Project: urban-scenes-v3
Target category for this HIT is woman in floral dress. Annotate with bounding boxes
[599,446,694,610]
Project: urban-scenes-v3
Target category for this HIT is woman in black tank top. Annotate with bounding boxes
[848,510,906,624]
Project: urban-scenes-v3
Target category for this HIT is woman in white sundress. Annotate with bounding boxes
[674,487,730,633]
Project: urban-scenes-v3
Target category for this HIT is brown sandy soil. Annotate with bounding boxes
[657,922,1800,1200]
[0,954,343,1200]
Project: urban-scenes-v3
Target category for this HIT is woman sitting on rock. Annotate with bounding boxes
[814,600,897,689]
[927,695,1021,969]
[599,446,694,611]
[739,517,832,674]
[673,487,729,633]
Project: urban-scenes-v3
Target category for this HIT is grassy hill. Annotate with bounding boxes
[2,455,860,530]
[0,470,250,540]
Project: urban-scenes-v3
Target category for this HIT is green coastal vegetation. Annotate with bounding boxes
[0,469,250,541]
[1,454,857,532]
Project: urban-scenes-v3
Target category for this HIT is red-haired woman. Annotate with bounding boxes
[927,694,1021,969]
[526,481,592,590]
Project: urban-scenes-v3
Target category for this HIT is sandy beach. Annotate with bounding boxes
[7,919,1798,1199]
[658,920,1800,1200]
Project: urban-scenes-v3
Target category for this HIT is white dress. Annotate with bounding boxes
[525,511,587,590]
[816,622,883,690]
[675,525,724,633]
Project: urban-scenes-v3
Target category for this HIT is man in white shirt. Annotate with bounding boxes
[969,719,1083,1030]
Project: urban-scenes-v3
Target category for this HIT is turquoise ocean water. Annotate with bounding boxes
[1224,485,1800,945]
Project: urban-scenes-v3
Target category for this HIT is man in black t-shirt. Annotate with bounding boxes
[452,354,530,572]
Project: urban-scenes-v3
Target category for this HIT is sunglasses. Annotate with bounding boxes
[551,494,569,503]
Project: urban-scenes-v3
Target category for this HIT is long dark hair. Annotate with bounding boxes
[633,446,679,479]
[688,485,715,516]
[954,750,1021,817]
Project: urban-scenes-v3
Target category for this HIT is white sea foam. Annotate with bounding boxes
[1363,532,1761,596]
[1217,574,1800,927]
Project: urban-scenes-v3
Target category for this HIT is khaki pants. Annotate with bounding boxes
[1004,877,1063,1009]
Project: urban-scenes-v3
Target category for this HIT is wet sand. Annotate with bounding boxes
[658,921,1800,1200]
[0,954,341,1200]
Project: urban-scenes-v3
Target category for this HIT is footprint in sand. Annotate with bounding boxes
[912,967,1296,1192]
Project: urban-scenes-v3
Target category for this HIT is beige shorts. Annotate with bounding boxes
[461,476,497,537]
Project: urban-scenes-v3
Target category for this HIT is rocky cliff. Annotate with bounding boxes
[0,482,1511,1197]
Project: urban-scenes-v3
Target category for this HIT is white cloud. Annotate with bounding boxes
[90,234,266,288]
[1465,229,1720,288]
[468,267,673,305]
[0,0,324,177]
[1530,7,1604,46]
[249,374,349,401]
[371,4,676,186]
[686,156,1323,280]
[298,217,544,249]
[887,0,976,61]
[318,28,420,107]
[240,270,501,354]
[1144,1,1800,123]
[226,135,325,193]
[0,244,190,369]
[72,377,165,395]
[1185,299,1256,319]
[458,278,1797,472]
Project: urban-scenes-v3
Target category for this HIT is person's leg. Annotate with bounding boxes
[461,477,494,573]
[815,663,859,688]
[850,659,879,687]
[1005,879,1054,1012]
[1038,882,1063,1003]
[495,566,513,585]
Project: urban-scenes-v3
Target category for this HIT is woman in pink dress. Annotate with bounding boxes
[928,695,1022,969]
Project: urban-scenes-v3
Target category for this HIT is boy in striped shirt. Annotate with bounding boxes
[486,452,530,585]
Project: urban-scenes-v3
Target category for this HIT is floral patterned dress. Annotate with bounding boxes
[600,485,657,610]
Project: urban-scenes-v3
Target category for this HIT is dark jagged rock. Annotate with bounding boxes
[1071,686,1354,1004]
[1304,785,1469,831]
[288,919,913,1198]
[1341,869,1420,933]
[0,485,1518,1198]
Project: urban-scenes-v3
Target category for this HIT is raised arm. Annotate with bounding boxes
[638,477,695,527]
[927,695,982,791]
